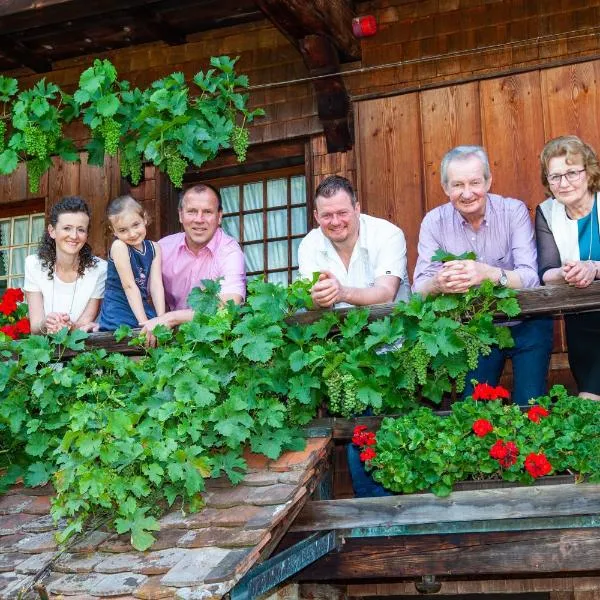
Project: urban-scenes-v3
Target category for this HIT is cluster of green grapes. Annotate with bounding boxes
[164,147,187,188]
[26,158,47,194]
[326,370,366,417]
[456,329,491,371]
[24,124,49,160]
[119,151,143,186]
[98,117,121,156]
[230,125,249,162]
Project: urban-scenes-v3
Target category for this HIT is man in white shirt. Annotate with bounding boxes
[298,175,410,308]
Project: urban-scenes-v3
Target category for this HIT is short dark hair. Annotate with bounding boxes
[540,135,600,196]
[314,175,357,208]
[179,184,223,211]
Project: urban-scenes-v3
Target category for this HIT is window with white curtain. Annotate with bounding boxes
[217,168,309,285]
[0,213,45,292]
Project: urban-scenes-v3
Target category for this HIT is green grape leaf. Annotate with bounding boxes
[0,148,18,174]
[431,248,477,262]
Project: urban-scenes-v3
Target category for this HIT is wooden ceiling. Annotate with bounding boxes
[0,0,360,151]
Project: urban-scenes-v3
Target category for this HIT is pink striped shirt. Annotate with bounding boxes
[159,229,246,310]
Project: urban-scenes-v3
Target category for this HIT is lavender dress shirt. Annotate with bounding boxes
[159,228,246,310]
[413,193,539,292]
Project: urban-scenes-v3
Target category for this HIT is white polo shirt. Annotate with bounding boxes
[297,213,410,307]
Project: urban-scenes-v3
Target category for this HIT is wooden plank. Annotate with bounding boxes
[480,71,546,211]
[47,154,81,206]
[419,81,482,212]
[540,61,600,153]
[296,528,600,580]
[355,94,424,279]
[290,484,600,533]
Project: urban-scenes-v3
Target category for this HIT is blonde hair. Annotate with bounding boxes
[106,195,147,225]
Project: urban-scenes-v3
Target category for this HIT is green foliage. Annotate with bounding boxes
[0,56,264,190]
[364,385,600,496]
[0,276,521,549]
[431,248,477,262]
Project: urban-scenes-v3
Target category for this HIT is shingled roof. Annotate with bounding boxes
[0,436,332,600]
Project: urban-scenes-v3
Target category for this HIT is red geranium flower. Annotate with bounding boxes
[472,383,510,401]
[524,452,552,478]
[14,318,30,335]
[527,405,550,423]
[472,419,493,437]
[0,324,17,339]
[359,447,376,462]
[489,440,519,468]
[352,425,376,447]
[0,298,17,316]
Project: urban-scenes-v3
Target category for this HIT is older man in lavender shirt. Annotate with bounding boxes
[413,145,553,406]
[140,184,245,341]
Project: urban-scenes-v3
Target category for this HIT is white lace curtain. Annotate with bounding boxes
[0,214,44,289]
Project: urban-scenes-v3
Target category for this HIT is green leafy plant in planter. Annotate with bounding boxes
[0,55,264,191]
[353,383,600,496]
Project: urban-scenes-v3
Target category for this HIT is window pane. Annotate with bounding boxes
[268,240,288,270]
[0,279,6,294]
[13,218,28,245]
[243,212,263,242]
[245,243,264,271]
[222,216,240,240]
[268,271,288,286]
[10,276,24,289]
[0,250,7,278]
[11,247,27,277]
[221,186,240,213]
[268,209,287,237]
[30,215,45,244]
[292,237,301,267]
[0,220,10,247]
[291,207,307,235]
[267,178,287,207]
[291,175,306,204]
[243,182,263,211]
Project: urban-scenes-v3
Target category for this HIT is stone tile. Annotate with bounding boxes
[202,487,251,509]
[174,582,231,599]
[98,533,134,553]
[190,506,264,528]
[202,548,253,584]
[241,450,269,472]
[0,495,34,516]
[203,477,233,490]
[268,438,327,472]
[89,571,148,597]
[133,575,177,599]
[243,484,296,506]
[48,572,109,595]
[14,531,58,553]
[148,528,189,552]
[69,530,111,553]
[23,495,52,515]
[137,548,192,576]
[55,552,109,574]
[14,550,55,574]
[0,533,27,551]
[160,548,230,587]
[176,528,230,549]
[219,528,268,549]
[0,572,34,599]
[94,551,145,574]
[23,514,65,533]
[0,552,28,573]
[4,483,54,496]
[241,472,281,487]
[0,513,39,535]
[277,469,311,485]
[245,504,289,529]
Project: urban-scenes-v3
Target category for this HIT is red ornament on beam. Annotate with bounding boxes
[352,15,377,38]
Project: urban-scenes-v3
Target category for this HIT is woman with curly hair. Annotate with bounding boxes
[24,196,107,334]
[536,135,600,399]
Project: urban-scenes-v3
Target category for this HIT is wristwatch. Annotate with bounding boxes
[498,268,508,287]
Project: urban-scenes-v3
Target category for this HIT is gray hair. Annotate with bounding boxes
[440,146,491,187]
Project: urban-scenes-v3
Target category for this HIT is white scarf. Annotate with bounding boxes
[539,193,600,262]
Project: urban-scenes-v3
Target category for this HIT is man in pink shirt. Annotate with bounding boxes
[141,184,245,338]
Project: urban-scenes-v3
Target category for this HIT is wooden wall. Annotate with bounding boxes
[356,59,600,279]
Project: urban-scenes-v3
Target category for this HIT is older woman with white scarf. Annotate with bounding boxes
[536,135,600,400]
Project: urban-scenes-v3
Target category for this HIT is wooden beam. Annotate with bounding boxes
[295,528,600,580]
[291,483,598,534]
[130,6,187,45]
[289,281,600,326]
[254,0,360,62]
[0,35,52,72]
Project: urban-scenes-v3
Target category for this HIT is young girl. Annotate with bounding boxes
[98,196,165,331]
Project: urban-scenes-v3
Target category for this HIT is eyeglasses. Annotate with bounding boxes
[547,168,586,186]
